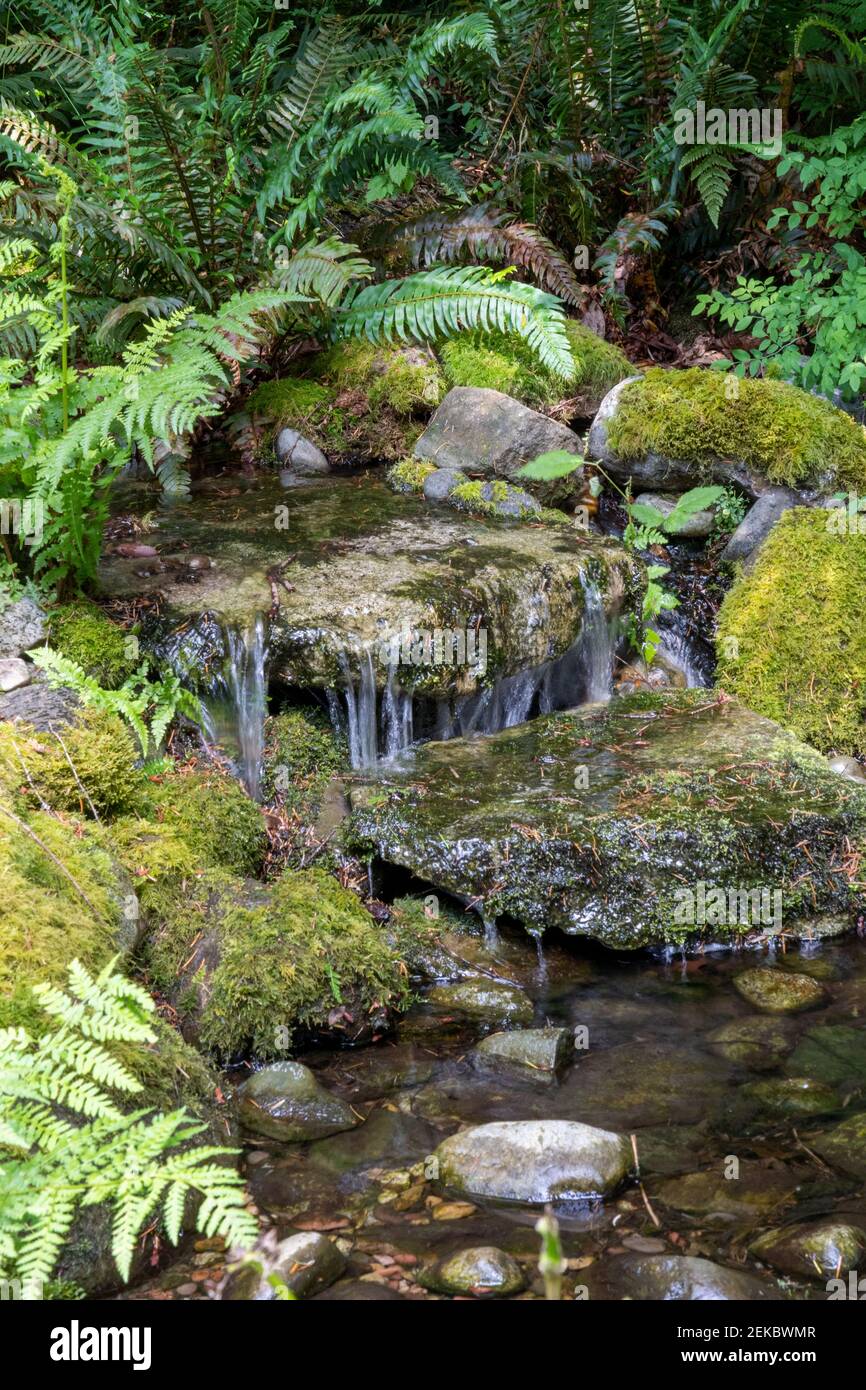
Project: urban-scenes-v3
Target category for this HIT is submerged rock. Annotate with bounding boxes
[811,1112,866,1179]
[427,980,533,1027]
[351,691,866,947]
[417,1246,525,1298]
[433,1119,632,1203]
[733,968,827,1014]
[750,1221,866,1281]
[784,1024,866,1088]
[236,1062,358,1142]
[221,1231,346,1300]
[706,1015,799,1070]
[650,1163,799,1222]
[473,1027,572,1081]
[739,1076,841,1118]
[587,1254,778,1301]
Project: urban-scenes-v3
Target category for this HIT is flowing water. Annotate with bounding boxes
[200,616,269,798]
[234,926,866,1300]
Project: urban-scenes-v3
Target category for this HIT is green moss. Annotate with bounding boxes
[145,867,411,1058]
[137,769,266,876]
[0,708,143,817]
[449,478,537,520]
[261,706,345,808]
[44,600,139,689]
[247,376,334,432]
[440,323,631,408]
[607,368,866,491]
[386,456,437,494]
[0,807,131,1030]
[311,340,444,415]
[716,508,866,754]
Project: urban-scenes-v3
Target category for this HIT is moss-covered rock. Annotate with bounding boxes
[261,706,345,810]
[593,367,866,493]
[350,690,866,947]
[137,769,266,876]
[386,457,437,494]
[440,323,631,413]
[144,866,411,1059]
[715,509,866,755]
[0,707,142,817]
[248,342,444,464]
[44,600,139,688]
[0,805,139,1030]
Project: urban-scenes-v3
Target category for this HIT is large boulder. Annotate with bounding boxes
[351,690,866,947]
[97,474,639,700]
[432,1119,632,1202]
[414,387,584,503]
[716,509,866,755]
[720,487,800,567]
[588,368,866,498]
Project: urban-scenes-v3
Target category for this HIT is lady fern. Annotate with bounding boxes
[0,959,256,1298]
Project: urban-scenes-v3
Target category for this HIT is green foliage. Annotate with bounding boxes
[607,368,866,491]
[0,958,256,1297]
[626,486,724,547]
[695,113,866,399]
[517,450,584,482]
[441,322,629,406]
[30,647,202,756]
[710,486,749,538]
[261,707,345,810]
[716,508,866,755]
[0,706,143,819]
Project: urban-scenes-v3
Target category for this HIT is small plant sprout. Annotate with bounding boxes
[535,1207,568,1301]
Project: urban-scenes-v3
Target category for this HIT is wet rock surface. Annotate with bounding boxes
[236,1061,359,1142]
[433,1119,633,1203]
[352,691,866,947]
[734,968,828,1014]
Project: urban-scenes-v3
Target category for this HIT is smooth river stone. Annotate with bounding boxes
[433,1119,632,1203]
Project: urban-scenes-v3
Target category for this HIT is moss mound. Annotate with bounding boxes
[137,769,266,876]
[0,806,134,1030]
[43,600,139,689]
[145,866,411,1058]
[249,341,444,463]
[386,457,436,494]
[261,706,345,809]
[716,508,866,754]
[607,368,866,491]
[441,323,631,409]
[0,707,142,817]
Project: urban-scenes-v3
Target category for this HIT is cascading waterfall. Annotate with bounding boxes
[200,616,269,799]
[577,574,615,703]
[325,571,618,769]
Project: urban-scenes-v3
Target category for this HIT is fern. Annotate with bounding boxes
[0,959,256,1297]
[29,647,202,757]
[395,203,585,307]
[335,265,576,379]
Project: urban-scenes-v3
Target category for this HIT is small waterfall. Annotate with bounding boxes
[578,574,614,703]
[201,616,268,799]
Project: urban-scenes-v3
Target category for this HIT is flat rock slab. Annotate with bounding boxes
[586,1255,779,1301]
[99,475,636,697]
[433,1118,632,1203]
[351,691,866,947]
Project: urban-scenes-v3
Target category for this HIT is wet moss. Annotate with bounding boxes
[136,769,266,876]
[145,866,411,1058]
[350,691,866,947]
[43,601,140,689]
[441,323,631,408]
[607,368,866,491]
[247,377,334,433]
[0,708,143,818]
[261,706,346,810]
[311,340,445,415]
[716,509,866,754]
